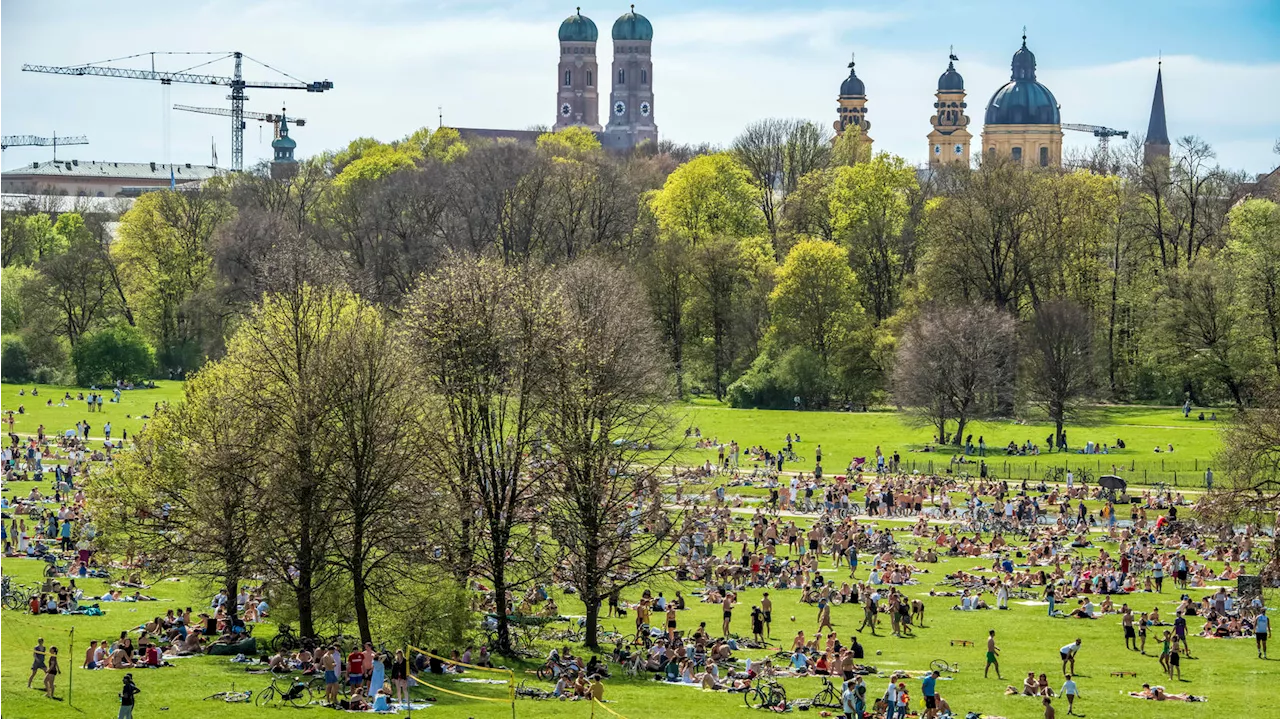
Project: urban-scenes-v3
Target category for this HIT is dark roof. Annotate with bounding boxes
[452,127,544,144]
[938,59,964,92]
[985,37,1060,125]
[839,58,866,97]
[612,7,653,41]
[1145,65,1170,145]
[559,9,598,42]
[2,159,221,180]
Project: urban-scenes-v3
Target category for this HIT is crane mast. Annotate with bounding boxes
[23,52,332,171]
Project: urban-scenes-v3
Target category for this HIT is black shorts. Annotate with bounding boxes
[724,611,732,620]
[925,696,937,709]
[1124,626,1136,639]
[809,540,819,550]
[1170,652,1180,665]
[1257,632,1268,641]
[1061,651,1071,662]
[763,612,772,623]
[667,620,676,629]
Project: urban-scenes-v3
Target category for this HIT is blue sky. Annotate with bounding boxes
[3,0,1278,173]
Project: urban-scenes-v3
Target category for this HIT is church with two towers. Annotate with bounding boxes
[553,6,658,151]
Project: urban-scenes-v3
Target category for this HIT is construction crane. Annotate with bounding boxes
[174,104,306,140]
[1062,123,1129,156]
[0,133,88,176]
[23,51,333,172]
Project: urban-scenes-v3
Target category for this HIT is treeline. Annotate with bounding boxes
[2,120,1279,414]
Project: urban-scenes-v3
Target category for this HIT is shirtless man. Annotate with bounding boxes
[721,593,735,637]
[321,646,339,705]
[985,630,1002,679]
[1044,696,1055,719]
[1122,605,1137,651]
[761,593,774,638]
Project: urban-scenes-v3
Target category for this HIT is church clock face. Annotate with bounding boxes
[560,103,572,118]
[613,101,626,116]
[640,101,651,117]
[954,144,964,155]
[934,144,941,155]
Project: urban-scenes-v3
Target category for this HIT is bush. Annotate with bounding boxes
[32,365,65,385]
[71,325,156,386]
[1,335,32,382]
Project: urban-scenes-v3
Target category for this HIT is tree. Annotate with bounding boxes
[90,362,263,619]
[893,304,1017,445]
[405,257,555,655]
[1224,199,1280,387]
[71,325,155,386]
[541,258,681,648]
[768,238,865,367]
[829,154,919,323]
[1,335,32,382]
[324,300,428,644]
[1162,257,1255,406]
[1127,136,1236,270]
[1023,299,1096,443]
[731,119,832,254]
[32,214,115,348]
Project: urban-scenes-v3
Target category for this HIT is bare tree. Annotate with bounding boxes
[405,257,555,655]
[1023,299,1095,444]
[893,303,1017,445]
[541,258,682,648]
[732,118,833,255]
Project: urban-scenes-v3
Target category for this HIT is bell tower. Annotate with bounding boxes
[833,53,872,148]
[927,49,972,166]
[604,5,657,150]
[555,8,601,132]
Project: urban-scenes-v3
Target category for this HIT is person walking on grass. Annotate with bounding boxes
[921,670,939,719]
[985,630,1002,679]
[1256,608,1270,659]
[1060,638,1081,676]
[1060,674,1079,715]
[28,637,46,688]
[118,673,140,719]
[1044,695,1056,719]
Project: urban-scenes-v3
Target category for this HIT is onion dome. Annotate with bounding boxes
[840,54,865,97]
[612,5,653,41]
[559,8,598,42]
[938,54,964,92]
[984,35,1060,125]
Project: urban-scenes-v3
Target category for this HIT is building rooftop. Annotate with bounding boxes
[452,127,545,144]
[2,159,222,181]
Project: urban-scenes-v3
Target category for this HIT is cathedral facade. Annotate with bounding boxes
[554,6,658,151]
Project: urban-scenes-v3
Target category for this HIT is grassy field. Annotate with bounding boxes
[673,403,1226,487]
[1,383,1257,719]
[1,381,186,441]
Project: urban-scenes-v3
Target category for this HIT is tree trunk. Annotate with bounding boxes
[224,577,239,621]
[353,571,372,645]
[492,559,511,656]
[583,590,602,650]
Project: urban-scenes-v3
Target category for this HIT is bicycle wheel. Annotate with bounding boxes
[930,659,951,673]
[768,686,787,710]
[745,686,768,709]
[286,684,313,708]
[813,686,836,706]
[254,686,275,707]
[536,665,555,681]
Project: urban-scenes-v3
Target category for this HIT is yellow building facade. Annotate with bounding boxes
[981,35,1062,167]
[926,54,971,166]
[833,55,872,149]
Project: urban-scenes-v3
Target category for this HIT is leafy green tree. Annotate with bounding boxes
[1,265,37,332]
[1162,256,1255,406]
[650,153,764,245]
[32,214,115,348]
[768,238,865,365]
[537,126,603,158]
[1,335,32,382]
[829,154,919,323]
[1224,198,1280,386]
[731,119,832,253]
[71,325,155,385]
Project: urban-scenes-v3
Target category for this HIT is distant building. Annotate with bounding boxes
[603,6,658,151]
[982,34,1063,167]
[1143,62,1171,166]
[833,54,872,149]
[927,52,972,166]
[0,159,219,197]
[270,113,299,180]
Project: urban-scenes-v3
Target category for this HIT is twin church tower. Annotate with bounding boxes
[555,7,657,151]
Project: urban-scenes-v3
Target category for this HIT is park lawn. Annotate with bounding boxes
[0,382,185,441]
[673,404,1225,487]
[3,522,1268,719]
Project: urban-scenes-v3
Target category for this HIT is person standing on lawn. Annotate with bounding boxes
[118,673,140,719]
[1043,695,1055,719]
[985,630,1002,679]
[28,637,46,688]
[762,592,773,638]
[921,670,939,719]
[1060,674,1079,715]
[1256,608,1270,659]
[43,646,60,700]
[1122,605,1137,650]
[1060,638,1081,676]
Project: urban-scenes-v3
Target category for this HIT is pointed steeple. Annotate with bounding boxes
[1143,62,1170,165]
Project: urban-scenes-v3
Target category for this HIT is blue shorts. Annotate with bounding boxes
[324,670,338,684]
[349,674,364,686]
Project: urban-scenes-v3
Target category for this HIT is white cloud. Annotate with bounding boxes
[2,3,1275,174]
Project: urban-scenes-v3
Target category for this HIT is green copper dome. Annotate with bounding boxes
[612,6,653,41]
[559,8,598,42]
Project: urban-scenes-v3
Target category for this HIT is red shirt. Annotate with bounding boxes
[347,652,365,675]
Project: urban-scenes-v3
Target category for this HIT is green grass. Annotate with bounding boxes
[1,384,1259,718]
[1,381,185,441]
[672,403,1226,487]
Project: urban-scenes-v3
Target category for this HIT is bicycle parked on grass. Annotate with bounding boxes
[930,659,959,674]
[2,578,39,611]
[203,683,253,703]
[745,676,788,711]
[255,675,313,708]
[811,675,840,708]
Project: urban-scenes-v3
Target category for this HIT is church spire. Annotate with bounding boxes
[1143,61,1170,165]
